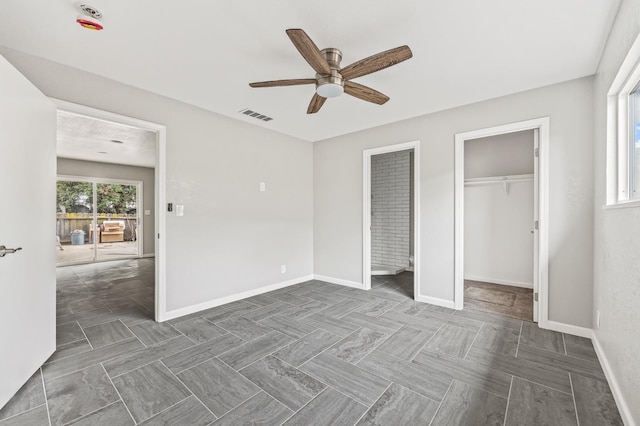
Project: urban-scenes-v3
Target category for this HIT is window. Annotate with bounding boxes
[606,33,640,206]
[629,84,640,199]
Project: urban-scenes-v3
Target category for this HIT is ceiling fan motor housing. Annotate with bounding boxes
[316,48,344,98]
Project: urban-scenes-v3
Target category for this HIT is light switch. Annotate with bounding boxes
[144,210,151,216]
[259,182,266,192]
[176,204,184,216]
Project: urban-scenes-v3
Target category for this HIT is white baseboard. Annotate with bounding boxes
[313,275,364,290]
[162,275,314,321]
[544,320,592,338]
[591,333,636,426]
[464,275,533,289]
[415,294,456,310]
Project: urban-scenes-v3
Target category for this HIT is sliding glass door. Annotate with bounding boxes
[96,182,139,261]
[56,180,94,264]
[56,177,142,266]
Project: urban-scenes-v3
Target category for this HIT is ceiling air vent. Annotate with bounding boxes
[239,108,273,122]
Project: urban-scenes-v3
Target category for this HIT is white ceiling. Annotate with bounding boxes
[0,1,620,142]
[57,111,156,168]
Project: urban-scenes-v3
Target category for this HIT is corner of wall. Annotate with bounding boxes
[591,331,637,426]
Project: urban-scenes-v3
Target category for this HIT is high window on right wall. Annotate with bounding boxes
[607,33,640,206]
[628,84,640,199]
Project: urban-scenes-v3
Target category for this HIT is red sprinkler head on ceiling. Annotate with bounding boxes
[76,16,103,30]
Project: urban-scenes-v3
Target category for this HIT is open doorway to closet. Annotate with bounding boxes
[463,130,535,321]
[455,118,549,326]
[363,141,420,301]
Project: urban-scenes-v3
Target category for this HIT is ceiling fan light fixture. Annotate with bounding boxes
[316,70,344,98]
[316,82,344,98]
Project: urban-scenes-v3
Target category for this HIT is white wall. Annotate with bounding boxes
[464,130,534,178]
[464,182,534,287]
[1,47,314,314]
[371,150,411,268]
[314,76,594,328]
[592,0,640,423]
[57,158,155,256]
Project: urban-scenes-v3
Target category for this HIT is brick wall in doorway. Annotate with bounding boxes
[371,150,410,268]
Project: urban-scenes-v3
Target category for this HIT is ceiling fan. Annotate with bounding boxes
[249,29,413,114]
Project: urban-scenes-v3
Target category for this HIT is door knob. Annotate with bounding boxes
[0,245,22,257]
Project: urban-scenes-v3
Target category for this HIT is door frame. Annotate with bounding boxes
[52,99,168,322]
[363,140,420,300]
[56,175,144,265]
[454,117,549,328]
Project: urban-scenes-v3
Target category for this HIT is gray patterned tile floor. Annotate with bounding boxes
[0,261,624,425]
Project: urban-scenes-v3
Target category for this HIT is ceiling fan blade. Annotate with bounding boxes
[286,29,332,75]
[249,79,316,88]
[344,81,389,105]
[340,45,412,80]
[307,93,326,114]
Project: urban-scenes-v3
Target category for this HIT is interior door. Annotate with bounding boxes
[533,129,540,322]
[0,55,57,408]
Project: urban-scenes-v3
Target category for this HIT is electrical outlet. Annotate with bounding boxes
[596,310,601,329]
[281,265,286,274]
[260,182,266,192]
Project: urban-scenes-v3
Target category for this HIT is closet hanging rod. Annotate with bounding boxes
[464,173,533,186]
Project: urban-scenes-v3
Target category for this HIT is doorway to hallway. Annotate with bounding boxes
[363,140,420,301]
[53,99,168,321]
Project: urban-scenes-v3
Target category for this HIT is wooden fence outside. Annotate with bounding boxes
[56,214,138,244]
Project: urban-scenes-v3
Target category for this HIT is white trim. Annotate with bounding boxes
[371,268,406,276]
[606,32,640,206]
[162,275,314,321]
[51,98,168,323]
[544,321,591,338]
[363,152,371,289]
[142,253,155,258]
[362,140,420,301]
[463,275,533,289]
[591,333,637,426]
[414,294,456,310]
[454,118,550,331]
[602,199,640,209]
[533,127,540,323]
[314,275,364,290]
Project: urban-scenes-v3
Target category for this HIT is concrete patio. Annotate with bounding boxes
[56,241,140,265]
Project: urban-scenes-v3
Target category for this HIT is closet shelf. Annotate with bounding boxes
[464,174,533,194]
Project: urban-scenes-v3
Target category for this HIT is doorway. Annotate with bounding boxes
[52,99,168,321]
[455,118,549,327]
[463,130,535,321]
[363,141,420,300]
